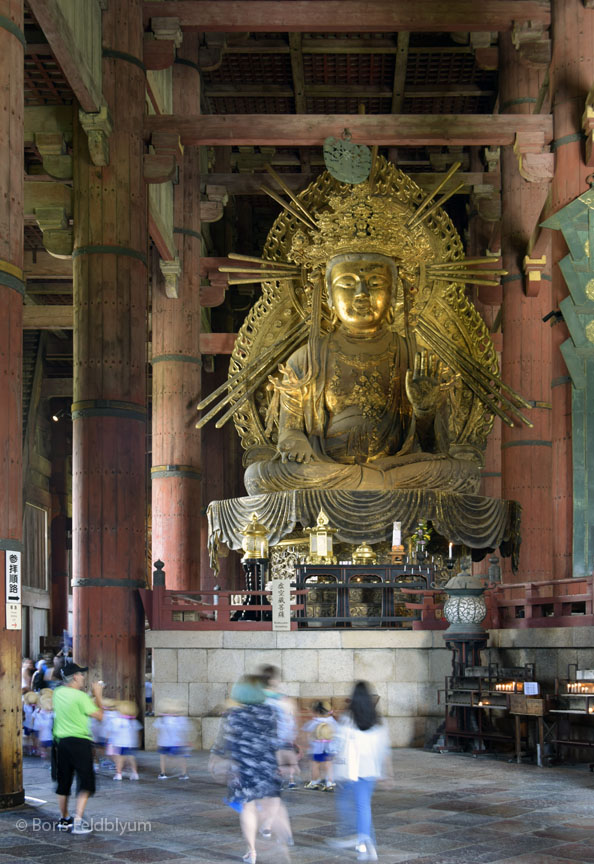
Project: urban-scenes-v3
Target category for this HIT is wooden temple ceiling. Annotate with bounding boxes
[19,0,555,396]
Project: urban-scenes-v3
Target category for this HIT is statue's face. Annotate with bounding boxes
[329,259,393,332]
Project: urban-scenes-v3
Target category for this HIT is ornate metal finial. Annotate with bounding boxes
[153,559,165,586]
[323,128,372,184]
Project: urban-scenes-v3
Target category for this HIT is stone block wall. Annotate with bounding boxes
[145,626,594,751]
[145,629,451,750]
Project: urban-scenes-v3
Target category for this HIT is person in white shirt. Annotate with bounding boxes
[109,700,142,781]
[154,698,193,780]
[330,681,393,863]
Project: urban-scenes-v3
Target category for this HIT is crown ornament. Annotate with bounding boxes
[288,183,434,282]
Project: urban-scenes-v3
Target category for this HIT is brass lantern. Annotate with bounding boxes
[352,541,377,565]
[240,512,269,561]
[306,509,337,564]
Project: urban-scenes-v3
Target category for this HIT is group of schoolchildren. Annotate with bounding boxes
[23,660,345,789]
[22,679,193,781]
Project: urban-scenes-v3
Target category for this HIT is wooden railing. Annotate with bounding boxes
[486,576,594,629]
[139,575,594,632]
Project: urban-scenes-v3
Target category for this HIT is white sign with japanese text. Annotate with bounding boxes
[272,578,291,631]
[6,603,21,630]
[5,550,22,630]
[5,550,21,603]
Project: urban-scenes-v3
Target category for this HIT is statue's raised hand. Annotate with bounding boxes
[405,349,443,416]
[279,432,316,464]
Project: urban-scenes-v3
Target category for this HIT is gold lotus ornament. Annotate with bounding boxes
[306,509,337,564]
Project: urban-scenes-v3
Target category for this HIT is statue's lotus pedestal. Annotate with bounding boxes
[207,488,521,575]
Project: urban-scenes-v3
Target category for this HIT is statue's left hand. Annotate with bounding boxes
[405,349,442,416]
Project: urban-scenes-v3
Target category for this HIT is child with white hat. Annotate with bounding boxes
[109,700,142,781]
[154,698,192,780]
[35,692,54,767]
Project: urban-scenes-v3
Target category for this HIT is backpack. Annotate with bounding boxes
[31,668,45,691]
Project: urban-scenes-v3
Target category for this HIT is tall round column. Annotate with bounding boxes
[0,0,24,809]
[151,35,202,591]
[72,0,146,704]
[499,33,553,581]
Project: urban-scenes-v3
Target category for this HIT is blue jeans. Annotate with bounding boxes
[336,778,377,843]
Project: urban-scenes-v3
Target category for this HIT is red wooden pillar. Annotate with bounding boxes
[0,0,24,809]
[550,0,594,579]
[72,0,146,704]
[499,33,553,582]
[151,35,202,591]
[50,414,70,636]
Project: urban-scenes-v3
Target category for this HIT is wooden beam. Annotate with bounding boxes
[41,377,73,399]
[145,113,553,147]
[206,170,500,195]
[391,31,410,113]
[205,82,494,100]
[199,332,237,355]
[25,281,73,295]
[223,38,477,55]
[27,0,102,113]
[142,2,551,32]
[23,305,73,330]
[289,33,307,113]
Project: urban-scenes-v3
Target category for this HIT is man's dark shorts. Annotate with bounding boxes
[56,737,95,796]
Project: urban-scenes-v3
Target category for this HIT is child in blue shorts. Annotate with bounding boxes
[154,699,193,780]
[303,700,338,791]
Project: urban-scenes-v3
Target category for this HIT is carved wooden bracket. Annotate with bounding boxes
[513,131,554,183]
[199,256,229,307]
[152,16,183,46]
[523,254,547,297]
[484,146,500,173]
[144,35,176,71]
[79,104,113,167]
[199,32,227,71]
[200,184,229,223]
[34,207,73,259]
[159,256,182,299]
[511,20,551,67]
[34,132,72,180]
[144,133,183,183]
[144,16,182,70]
[471,184,501,222]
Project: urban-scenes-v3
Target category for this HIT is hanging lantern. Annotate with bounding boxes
[240,512,269,561]
[306,509,337,564]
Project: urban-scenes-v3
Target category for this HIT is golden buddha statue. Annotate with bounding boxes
[244,250,481,494]
[202,158,527,574]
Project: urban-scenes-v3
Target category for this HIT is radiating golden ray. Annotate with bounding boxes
[260,184,322,232]
[228,252,296,269]
[409,182,466,228]
[264,165,318,230]
[406,161,462,228]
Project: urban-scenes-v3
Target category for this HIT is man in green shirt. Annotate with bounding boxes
[52,662,103,834]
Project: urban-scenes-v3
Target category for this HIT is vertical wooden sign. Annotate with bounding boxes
[272,579,291,631]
